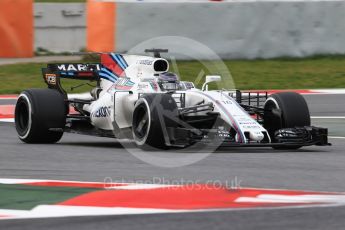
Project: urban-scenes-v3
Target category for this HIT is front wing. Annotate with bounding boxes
[166,126,330,148]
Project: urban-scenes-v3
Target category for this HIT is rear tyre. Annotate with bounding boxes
[263,92,310,150]
[15,89,67,143]
[132,94,178,150]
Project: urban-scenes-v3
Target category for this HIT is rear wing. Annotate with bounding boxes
[41,51,165,93]
[42,63,101,93]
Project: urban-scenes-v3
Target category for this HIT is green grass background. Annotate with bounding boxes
[0,184,98,210]
[0,56,345,94]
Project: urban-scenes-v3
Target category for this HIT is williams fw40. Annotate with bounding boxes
[15,49,329,150]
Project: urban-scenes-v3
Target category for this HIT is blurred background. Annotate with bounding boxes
[0,0,345,93]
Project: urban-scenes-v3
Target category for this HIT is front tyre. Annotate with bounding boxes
[132,94,178,150]
[263,92,310,150]
[15,89,67,143]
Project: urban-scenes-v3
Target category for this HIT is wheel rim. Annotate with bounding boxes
[133,105,149,139]
[15,98,30,135]
[263,98,285,143]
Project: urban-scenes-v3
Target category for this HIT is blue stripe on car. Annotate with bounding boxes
[116,54,128,68]
[110,53,126,70]
[99,72,116,82]
[101,67,118,79]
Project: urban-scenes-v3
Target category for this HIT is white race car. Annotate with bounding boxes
[15,49,329,149]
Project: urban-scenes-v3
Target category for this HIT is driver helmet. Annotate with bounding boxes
[157,72,181,91]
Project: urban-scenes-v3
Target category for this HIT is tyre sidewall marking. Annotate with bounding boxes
[264,97,281,110]
[17,93,32,140]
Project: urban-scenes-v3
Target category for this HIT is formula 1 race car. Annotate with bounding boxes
[14,49,329,150]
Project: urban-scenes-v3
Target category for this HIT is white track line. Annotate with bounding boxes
[236,194,345,204]
[311,116,345,119]
[0,178,176,190]
[3,203,345,221]
[0,97,17,100]
[0,205,187,220]
[0,118,14,123]
[329,136,345,139]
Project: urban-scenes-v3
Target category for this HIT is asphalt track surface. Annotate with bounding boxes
[0,94,345,229]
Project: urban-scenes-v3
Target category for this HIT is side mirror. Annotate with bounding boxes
[202,75,221,91]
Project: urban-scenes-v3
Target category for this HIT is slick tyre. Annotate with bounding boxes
[263,92,310,150]
[132,94,178,150]
[15,89,67,143]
